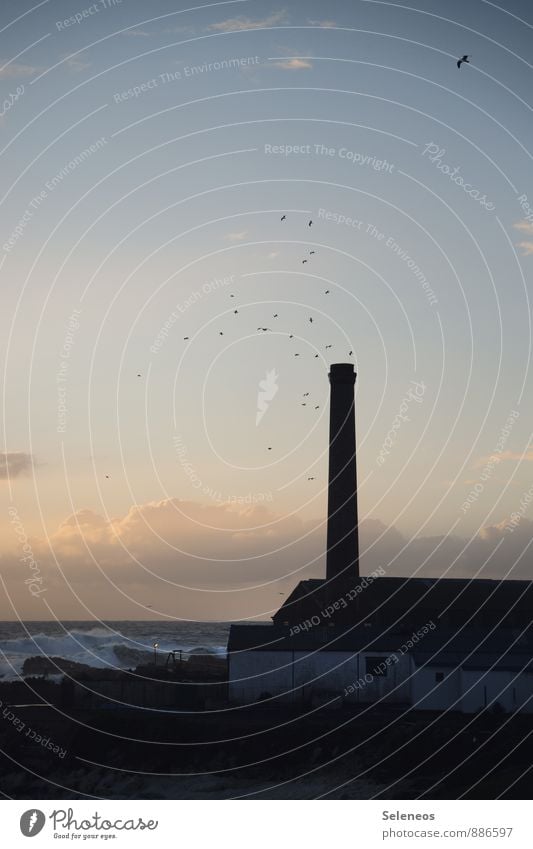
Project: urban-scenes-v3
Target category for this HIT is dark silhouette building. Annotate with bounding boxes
[325,363,359,601]
[227,363,533,709]
[270,363,533,630]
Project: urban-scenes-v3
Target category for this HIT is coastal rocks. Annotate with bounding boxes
[112,645,153,667]
[22,656,94,677]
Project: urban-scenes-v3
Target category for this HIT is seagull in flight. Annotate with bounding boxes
[307,477,315,481]
[324,289,330,294]
[308,220,313,227]
[184,337,189,340]
[137,373,141,377]
[314,405,319,410]
[230,294,235,298]
[281,214,286,221]
[309,250,315,255]
[309,317,313,323]
[303,392,309,396]
[302,259,308,264]
[325,344,333,350]
[457,54,470,69]
[234,310,238,314]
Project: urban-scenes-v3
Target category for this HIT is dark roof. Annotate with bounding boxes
[272,576,533,626]
[228,624,533,669]
[227,624,401,653]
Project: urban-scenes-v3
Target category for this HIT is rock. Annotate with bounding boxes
[113,645,154,667]
[22,656,94,677]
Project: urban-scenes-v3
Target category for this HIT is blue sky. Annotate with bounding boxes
[1,0,533,620]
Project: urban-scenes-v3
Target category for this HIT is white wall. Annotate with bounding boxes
[228,649,410,704]
[229,651,533,713]
[514,671,533,713]
[459,668,533,714]
[411,666,461,712]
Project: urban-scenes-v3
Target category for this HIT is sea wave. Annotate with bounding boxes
[0,624,228,680]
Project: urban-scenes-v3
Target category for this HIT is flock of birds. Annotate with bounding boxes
[129,44,469,476]
[123,214,361,483]
[177,215,355,361]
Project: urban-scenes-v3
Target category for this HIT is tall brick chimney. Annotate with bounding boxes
[326,363,359,599]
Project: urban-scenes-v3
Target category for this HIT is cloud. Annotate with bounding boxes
[225,231,248,241]
[121,29,151,37]
[63,56,91,73]
[513,221,533,255]
[0,62,39,79]
[474,450,533,467]
[3,496,533,619]
[272,58,312,70]
[514,220,533,233]
[0,453,33,479]
[208,10,287,32]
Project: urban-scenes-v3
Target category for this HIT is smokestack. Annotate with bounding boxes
[326,363,359,597]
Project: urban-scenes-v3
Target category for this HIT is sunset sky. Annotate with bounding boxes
[1,0,533,621]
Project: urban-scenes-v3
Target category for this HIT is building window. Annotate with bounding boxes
[435,672,444,682]
[366,656,388,677]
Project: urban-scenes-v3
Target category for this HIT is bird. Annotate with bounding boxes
[457,54,470,69]
[314,405,319,410]
[137,373,141,377]
[348,350,353,356]
[308,220,313,227]
[273,313,278,318]
[105,475,110,479]
[314,354,319,358]
[309,317,313,323]
[230,294,235,298]
[267,447,272,451]
[302,259,308,264]
[281,214,286,221]
[307,477,315,481]
[303,392,309,396]
[294,353,300,357]
[301,403,307,406]
[234,310,238,314]
[219,331,224,336]
[289,334,294,339]
[184,336,189,340]
[324,289,330,294]
[309,250,315,255]
[278,592,285,595]
[325,344,333,350]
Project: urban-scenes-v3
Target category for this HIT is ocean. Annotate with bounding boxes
[0,620,231,680]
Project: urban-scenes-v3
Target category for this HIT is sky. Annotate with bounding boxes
[1,0,533,621]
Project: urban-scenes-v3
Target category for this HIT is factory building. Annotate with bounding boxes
[227,364,533,713]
